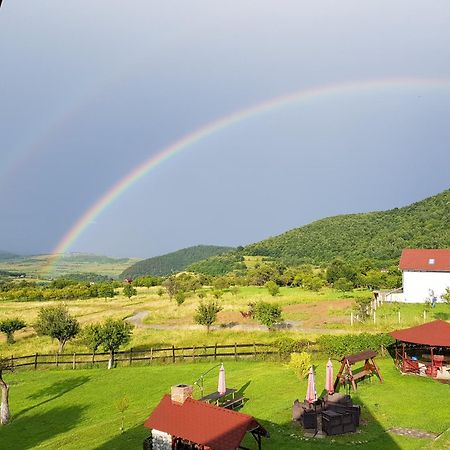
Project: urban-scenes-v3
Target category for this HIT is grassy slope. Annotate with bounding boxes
[1,359,449,450]
[121,245,235,278]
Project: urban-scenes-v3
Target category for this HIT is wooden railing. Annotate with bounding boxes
[7,343,277,371]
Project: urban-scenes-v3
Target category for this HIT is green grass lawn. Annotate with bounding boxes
[1,358,448,449]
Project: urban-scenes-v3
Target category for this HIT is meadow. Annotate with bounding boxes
[1,286,449,356]
[0,358,448,450]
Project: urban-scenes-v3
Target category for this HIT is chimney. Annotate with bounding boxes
[171,384,193,404]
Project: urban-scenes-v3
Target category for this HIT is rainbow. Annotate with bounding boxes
[44,77,450,275]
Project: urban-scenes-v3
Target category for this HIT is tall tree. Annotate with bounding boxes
[0,318,26,344]
[122,284,137,299]
[35,305,80,353]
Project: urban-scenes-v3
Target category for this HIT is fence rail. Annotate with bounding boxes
[7,343,277,371]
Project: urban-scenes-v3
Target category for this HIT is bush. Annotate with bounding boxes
[334,277,353,292]
[288,352,312,379]
[273,337,310,356]
[265,280,280,296]
[317,333,394,358]
[250,301,282,329]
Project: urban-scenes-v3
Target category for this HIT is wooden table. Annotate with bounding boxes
[200,388,236,406]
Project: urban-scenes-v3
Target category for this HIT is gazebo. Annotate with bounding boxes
[390,320,450,379]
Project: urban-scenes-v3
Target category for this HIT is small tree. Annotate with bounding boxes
[98,283,115,300]
[175,290,186,306]
[123,284,137,299]
[265,280,280,296]
[100,319,133,369]
[441,287,450,305]
[116,396,130,433]
[82,323,103,353]
[354,297,371,321]
[35,305,80,353]
[194,300,223,332]
[0,318,26,344]
[0,357,13,425]
[251,301,282,330]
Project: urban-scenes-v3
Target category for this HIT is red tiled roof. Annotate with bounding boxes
[390,320,450,347]
[144,395,267,450]
[399,249,450,272]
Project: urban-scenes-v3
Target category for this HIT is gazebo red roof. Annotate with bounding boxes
[390,320,450,347]
[144,395,267,450]
[399,249,450,272]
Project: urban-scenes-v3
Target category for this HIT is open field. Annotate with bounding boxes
[0,358,448,449]
[1,286,449,357]
[0,254,140,278]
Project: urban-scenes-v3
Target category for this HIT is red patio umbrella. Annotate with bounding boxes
[325,358,334,395]
[305,366,317,404]
[218,363,226,395]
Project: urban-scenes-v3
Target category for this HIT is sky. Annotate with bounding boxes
[0,1,449,258]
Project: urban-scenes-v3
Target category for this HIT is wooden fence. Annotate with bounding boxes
[7,343,277,371]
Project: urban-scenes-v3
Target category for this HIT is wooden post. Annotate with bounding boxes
[234,343,237,361]
[92,352,95,364]
[193,346,196,362]
[423,310,426,322]
[398,311,401,324]
[129,348,133,366]
[55,353,59,368]
[10,355,14,369]
[350,312,354,326]
[253,342,256,358]
[214,343,217,361]
[172,345,176,363]
[373,310,376,324]
[72,353,76,370]
[150,347,153,363]
[34,353,38,370]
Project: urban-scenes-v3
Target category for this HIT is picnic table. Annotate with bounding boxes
[200,388,244,409]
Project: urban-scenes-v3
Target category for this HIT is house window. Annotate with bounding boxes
[428,258,435,265]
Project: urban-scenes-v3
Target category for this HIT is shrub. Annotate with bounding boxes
[288,352,312,379]
[265,280,280,296]
[334,277,353,292]
[250,301,282,329]
[273,337,310,356]
[175,290,186,306]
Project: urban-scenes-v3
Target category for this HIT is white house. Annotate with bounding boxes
[399,248,450,303]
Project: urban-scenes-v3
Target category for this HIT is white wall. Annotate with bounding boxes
[402,271,450,303]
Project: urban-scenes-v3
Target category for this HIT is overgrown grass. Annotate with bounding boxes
[0,358,448,449]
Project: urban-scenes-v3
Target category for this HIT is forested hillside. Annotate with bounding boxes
[0,251,19,260]
[121,245,234,278]
[190,190,449,274]
[244,189,450,266]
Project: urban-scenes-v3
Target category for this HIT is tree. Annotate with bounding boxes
[98,283,115,300]
[100,319,133,369]
[175,290,186,306]
[334,277,353,292]
[35,305,80,353]
[442,287,450,304]
[302,275,324,292]
[265,280,280,296]
[194,300,223,332]
[0,318,26,344]
[251,301,282,329]
[162,277,178,299]
[0,357,13,425]
[82,323,103,353]
[123,284,137,299]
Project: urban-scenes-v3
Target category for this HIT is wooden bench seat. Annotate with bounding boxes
[352,370,370,381]
[221,396,244,410]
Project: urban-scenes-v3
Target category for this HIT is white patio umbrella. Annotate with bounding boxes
[218,363,226,395]
[305,366,317,404]
[325,358,334,395]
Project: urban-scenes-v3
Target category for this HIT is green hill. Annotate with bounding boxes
[191,190,450,273]
[0,251,19,261]
[120,245,235,278]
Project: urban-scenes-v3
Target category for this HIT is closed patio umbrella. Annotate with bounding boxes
[218,363,226,395]
[325,358,334,395]
[305,366,317,404]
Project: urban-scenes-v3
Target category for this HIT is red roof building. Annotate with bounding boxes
[144,394,268,450]
[398,249,450,303]
[399,249,450,272]
[390,320,450,347]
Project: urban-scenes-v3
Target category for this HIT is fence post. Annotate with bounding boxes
[129,348,133,366]
[214,343,217,361]
[73,353,76,370]
[234,343,237,361]
[172,345,176,363]
[34,353,38,370]
[92,352,95,365]
[55,353,59,368]
[193,346,196,362]
[150,347,153,363]
[10,354,14,369]
[253,343,256,359]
